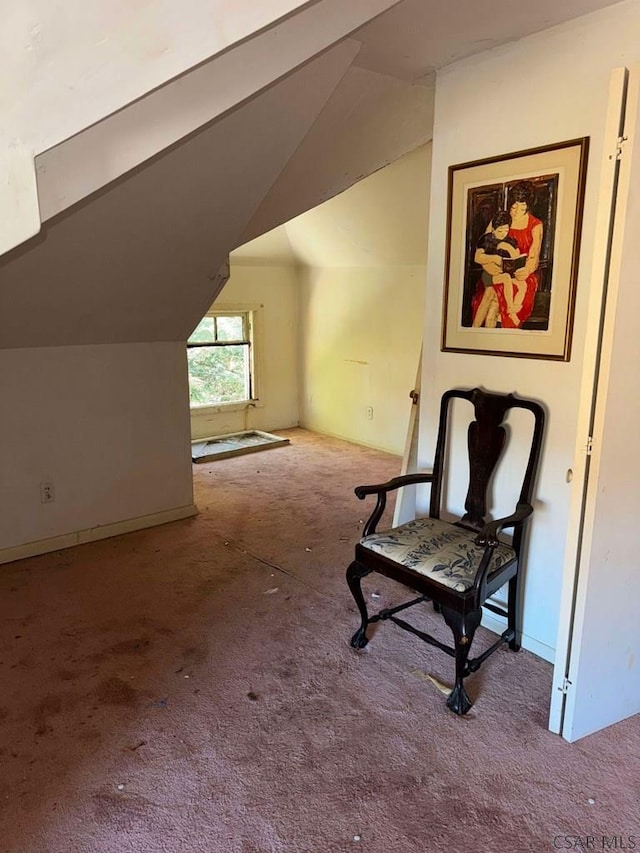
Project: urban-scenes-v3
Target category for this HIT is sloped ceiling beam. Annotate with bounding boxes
[241,68,433,244]
[0,42,358,348]
[1,0,403,256]
[36,0,406,224]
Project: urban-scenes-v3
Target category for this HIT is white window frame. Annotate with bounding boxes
[187,302,264,413]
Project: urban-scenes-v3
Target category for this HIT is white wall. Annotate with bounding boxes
[295,145,430,455]
[298,266,424,454]
[0,54,430,561]
[190,264,300,440]
[0,343,194,560]
[421,0,640,661]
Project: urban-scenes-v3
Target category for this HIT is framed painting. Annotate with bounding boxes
[441,137,589,360]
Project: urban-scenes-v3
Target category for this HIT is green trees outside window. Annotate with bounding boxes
[187,313,252,407]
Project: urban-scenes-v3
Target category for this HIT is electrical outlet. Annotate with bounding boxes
[366,406,374,420]
[40,481,55,503]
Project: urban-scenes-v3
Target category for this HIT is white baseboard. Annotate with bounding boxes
[297,422,402,457]
[0,504,199,565]
[481,609,556,664]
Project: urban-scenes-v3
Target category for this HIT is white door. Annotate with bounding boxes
[550,66,640,741]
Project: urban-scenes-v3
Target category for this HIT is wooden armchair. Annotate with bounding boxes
[346,387,545,715]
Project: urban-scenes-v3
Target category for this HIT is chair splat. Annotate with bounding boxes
[461,390,512,528]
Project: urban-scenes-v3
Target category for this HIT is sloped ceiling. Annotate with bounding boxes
[241,0,622,244]
[33,0,404,228]
[233,143,431,268]
[2,0,337,255]
[0,0,623,349]
[351,0,622,82]
[0,43,357,348]
[241,68,433,244]
[238,0,623,262]
[229,228,298,267]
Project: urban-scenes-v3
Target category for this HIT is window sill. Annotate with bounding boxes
[190,399,262,415]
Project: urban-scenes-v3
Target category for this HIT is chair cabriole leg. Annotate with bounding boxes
[346,561,373,649]
[441,606,482,715]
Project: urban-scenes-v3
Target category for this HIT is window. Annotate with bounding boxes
[187,310,255,408]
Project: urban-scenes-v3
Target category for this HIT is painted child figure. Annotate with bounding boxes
[472,210,526,327]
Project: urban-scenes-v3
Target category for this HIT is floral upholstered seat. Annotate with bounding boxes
[360,517,516,593]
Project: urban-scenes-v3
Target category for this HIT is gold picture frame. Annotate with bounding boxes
[442,138,589,360]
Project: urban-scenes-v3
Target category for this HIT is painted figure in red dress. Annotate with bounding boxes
[471,181,543,329]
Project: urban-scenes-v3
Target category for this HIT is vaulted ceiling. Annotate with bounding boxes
[0,0,622,347]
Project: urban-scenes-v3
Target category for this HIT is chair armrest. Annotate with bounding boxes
[474,502,533,547]
[355,472,434,537]
[354,471,435,499]
[472,503,534,606]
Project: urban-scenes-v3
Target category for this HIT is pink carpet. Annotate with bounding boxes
[0,428,637,852]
